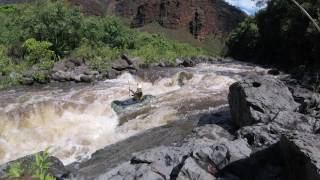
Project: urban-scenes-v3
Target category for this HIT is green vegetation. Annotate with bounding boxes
[226,0,320,71]
[0,0,207,89]
[138,22,224,56]
[7,150,55,180]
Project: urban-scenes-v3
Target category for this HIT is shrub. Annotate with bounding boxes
[0,45,13,75]
[32,72,49,83]
[7,163,23,178]
[7,150,55,180]
[19,0,83,56]
[23,38,55,67]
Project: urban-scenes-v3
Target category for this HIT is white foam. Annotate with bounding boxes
[0,62,266,165]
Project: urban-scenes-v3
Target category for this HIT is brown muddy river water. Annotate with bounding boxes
[0,61,267,165]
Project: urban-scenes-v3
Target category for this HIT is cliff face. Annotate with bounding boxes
[0,0,246,39]
[115,0,246,39]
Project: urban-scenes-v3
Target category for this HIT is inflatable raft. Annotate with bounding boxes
[111,95,155,114]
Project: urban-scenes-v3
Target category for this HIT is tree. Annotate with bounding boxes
[253,0,320,32]
[19,0,83,56]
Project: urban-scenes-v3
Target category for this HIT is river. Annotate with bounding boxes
[0,60,266,165]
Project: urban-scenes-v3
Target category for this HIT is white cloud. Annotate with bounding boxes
[224,0,263,15]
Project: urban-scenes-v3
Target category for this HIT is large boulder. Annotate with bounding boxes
[228,77,299,128]
[279,133,320,180]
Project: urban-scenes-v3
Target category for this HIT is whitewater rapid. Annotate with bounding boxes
[0,61,266,165]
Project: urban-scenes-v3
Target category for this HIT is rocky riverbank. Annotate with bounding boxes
[1,60,320,180]
[16,55,218,86]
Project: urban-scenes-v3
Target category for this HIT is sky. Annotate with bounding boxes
[224,0,263,15]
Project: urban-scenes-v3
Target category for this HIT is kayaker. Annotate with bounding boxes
[130,84,143,101]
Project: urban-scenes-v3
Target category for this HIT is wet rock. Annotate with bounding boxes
[228,77,299,128]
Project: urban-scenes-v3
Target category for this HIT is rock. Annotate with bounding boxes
[20,77,34,85]
[80,75,94,83]
[69,58,84,67]
[228,77,299,128]
[70,124,251,179]
[9,72,20,79]
[176,58,184,66]
[237,111,320,149]
[279,133,320,180]
[217,143,286,180]
[51,71,71,82]
[52,61,67,72]
[0,152,68,179]
[121,54,133,65]
[158,61,174,67]
[272,111,320,133]
[267,69,280,76]
[107,69,121,79]
[237,123,283,149]
[182,58,195,67]
[177,157,216,180]
[290,86,320,117]
[111,59,130,71]
[84,70,99,76]
[130,57,144,69]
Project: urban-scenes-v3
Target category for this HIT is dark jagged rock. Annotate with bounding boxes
[228,77,299,128]
[217,143,286,180]
[218,133,320,180]
[237,111,320,149]
[69,123,251,179]
[279,133,320,180]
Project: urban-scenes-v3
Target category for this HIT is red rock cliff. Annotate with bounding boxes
[0,0,246,39]
[114,0,246,39]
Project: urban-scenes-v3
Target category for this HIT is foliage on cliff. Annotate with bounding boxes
[226,0,320,71]
[0,0,206,88]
